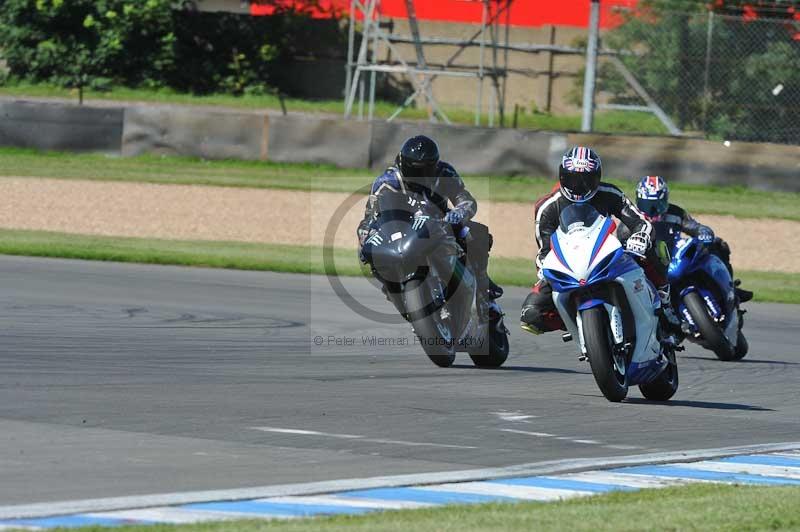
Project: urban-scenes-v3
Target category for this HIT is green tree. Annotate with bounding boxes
[0,0,349,97]
[596,0,800,143]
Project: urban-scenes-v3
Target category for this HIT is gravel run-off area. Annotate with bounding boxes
[0,177,796,273]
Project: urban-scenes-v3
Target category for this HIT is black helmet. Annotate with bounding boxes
[558,146,602,203]
[396,135,440,186]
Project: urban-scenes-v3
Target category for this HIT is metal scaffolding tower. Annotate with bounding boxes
[344,0,513,126]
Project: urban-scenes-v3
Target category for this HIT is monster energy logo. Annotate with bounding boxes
[412,215,429,231]
[366,233,383,246]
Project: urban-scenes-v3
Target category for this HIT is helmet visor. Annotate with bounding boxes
[637,197,668,218]
[560,170,600,201]
[401,160,437,180]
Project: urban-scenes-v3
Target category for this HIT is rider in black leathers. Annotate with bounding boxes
[357,135,502,317]
[520,146,677,335]
[631,175,753,303]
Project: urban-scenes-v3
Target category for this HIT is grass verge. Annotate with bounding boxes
[70,484,800,532]
[0,82,667,135]
[1,147,799,221]
[0,229,795,304]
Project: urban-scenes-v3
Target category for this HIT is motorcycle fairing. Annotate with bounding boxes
[364,190,503,354]
[544,207,665,386]
[669,237,738,346]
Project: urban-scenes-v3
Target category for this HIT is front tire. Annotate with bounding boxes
[582,307,628,402]
[683,291,734,361]
[468,317,509,368]
[404,279,456,367]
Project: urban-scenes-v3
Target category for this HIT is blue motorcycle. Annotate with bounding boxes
[663,226,748,361]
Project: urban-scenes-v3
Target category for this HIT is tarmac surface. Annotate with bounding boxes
[0,255,798,506]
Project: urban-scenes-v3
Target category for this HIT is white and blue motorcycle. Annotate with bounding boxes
[541,204,679,402]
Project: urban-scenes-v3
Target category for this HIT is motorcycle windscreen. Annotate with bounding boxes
[558,203,601,234]
[376,190,416,223]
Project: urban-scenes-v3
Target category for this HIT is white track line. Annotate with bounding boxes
[250,427,477,449]
[558,438,602,445]
[502,429,607,447]
[253,428,362,439]
[419,482,590,501]
[499,429,556,437]
[492,411,537,422]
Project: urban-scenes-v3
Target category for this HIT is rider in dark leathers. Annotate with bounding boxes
[357,135,502,318]
[631,175,753,303]
[521,147,677,335]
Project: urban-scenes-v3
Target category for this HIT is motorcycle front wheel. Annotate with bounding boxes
[683,291,734,361]
[582,306,628,402]
[404,279,456,367]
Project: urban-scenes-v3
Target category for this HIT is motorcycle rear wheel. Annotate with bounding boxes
[683,291,734,361]
[639,352,679,401]
[404,279,456,367]
[582,307,628,402]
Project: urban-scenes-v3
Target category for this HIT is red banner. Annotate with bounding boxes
[251,1,639,28]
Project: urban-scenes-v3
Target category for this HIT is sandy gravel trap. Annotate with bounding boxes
[0,177,796,274]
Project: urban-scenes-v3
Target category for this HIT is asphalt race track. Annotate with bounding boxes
[0,255,798,506]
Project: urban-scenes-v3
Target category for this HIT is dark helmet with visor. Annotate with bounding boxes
[558,146,602,203]
[396,135,440,187]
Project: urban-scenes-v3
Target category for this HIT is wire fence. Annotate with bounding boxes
[598,7,800,144]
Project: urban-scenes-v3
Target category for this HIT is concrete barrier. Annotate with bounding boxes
[369,121,566,176]
[122,106,268,160]
[267,115,372,168]
[1,98,798,191]
[0,101,122,153]
[568,133,800,190]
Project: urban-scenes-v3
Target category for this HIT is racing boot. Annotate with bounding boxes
[471,257,502,322]
[520,283,565,335]
[658,284,682,335]
[734,279,753,303]
[520,308,564,335]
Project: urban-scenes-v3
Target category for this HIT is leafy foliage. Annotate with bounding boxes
[0,0,175,90]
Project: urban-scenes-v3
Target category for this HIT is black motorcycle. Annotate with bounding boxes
[361,191,509,368]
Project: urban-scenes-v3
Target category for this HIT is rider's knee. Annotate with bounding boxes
[714,237,731,256]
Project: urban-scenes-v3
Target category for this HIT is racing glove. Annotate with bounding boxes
[625,231,651,257]
[444,208,466,225]
[698,228,715,244]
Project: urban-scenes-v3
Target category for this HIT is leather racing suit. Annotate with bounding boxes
[357,162,500,315]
